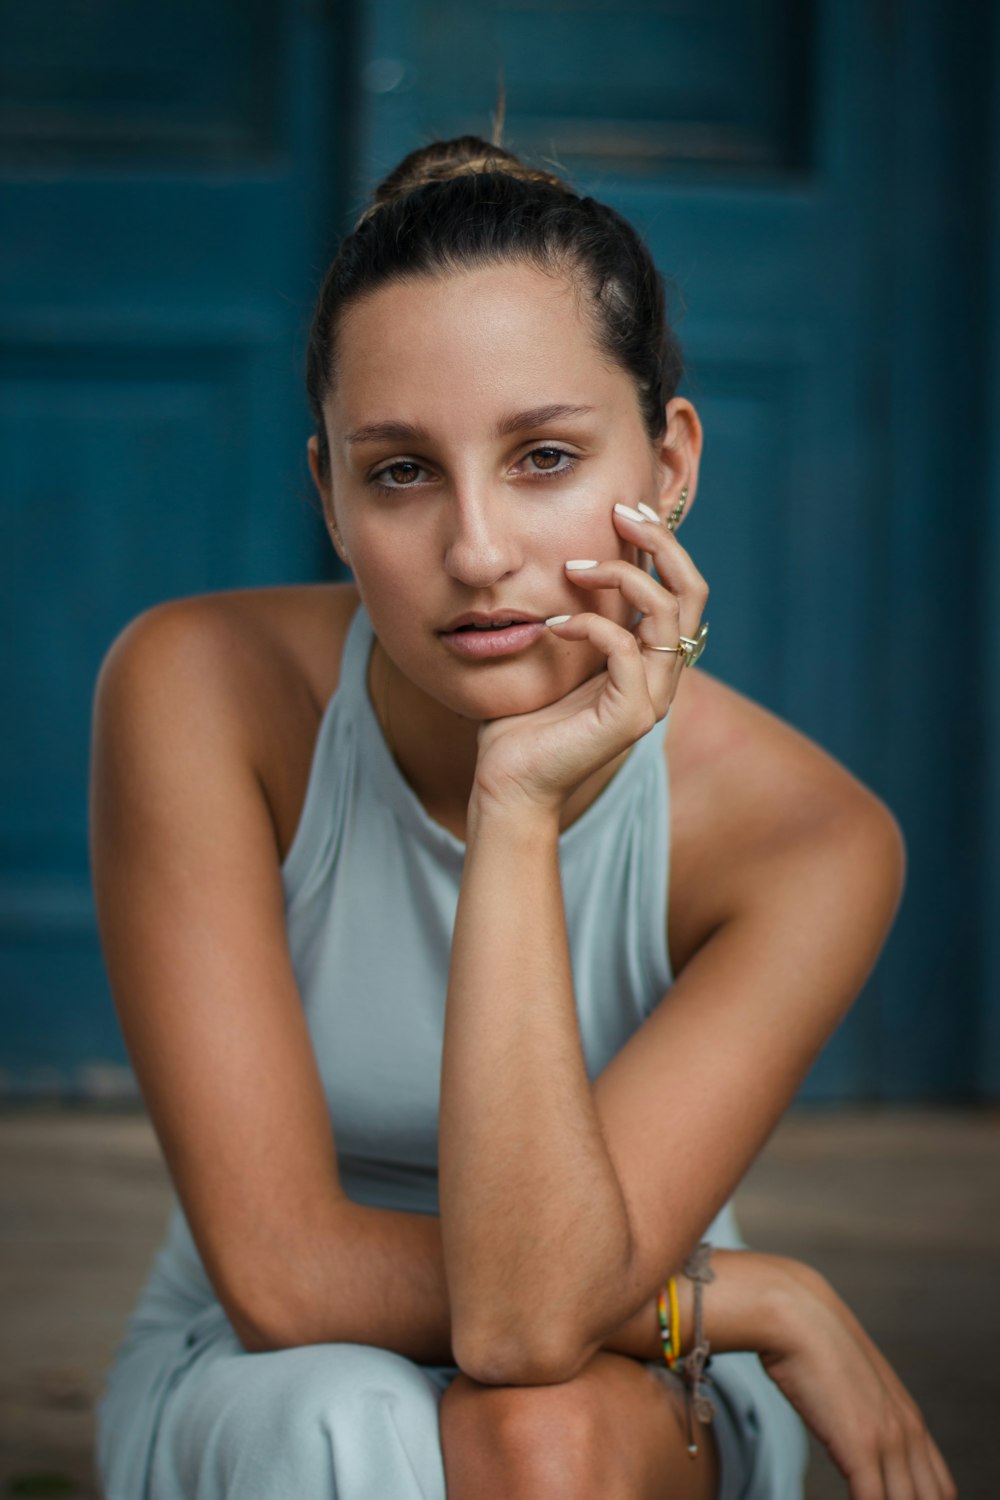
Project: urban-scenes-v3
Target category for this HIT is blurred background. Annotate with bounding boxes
[1,4,999,1498]
[2,0,998,1103]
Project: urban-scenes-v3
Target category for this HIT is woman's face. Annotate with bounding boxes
[315,260,681,725]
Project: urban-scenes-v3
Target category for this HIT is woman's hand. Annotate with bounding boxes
[602,1255,956,1498]
[760,1260,957,1500]
[472,502,709,816]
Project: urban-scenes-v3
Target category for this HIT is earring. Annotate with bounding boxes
[666,486,689,534]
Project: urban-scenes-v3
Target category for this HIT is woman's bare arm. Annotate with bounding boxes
[437,683,905,1384]
[89,597,463,1358]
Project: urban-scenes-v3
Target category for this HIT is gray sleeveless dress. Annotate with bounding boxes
[95,599,808,1499]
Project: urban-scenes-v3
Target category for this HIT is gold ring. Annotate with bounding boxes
[677,622,709,668]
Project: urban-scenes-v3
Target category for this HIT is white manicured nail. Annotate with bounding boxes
[565,559,599,570]
[545,614,572,626]
[636,502,661,524]
[613,503,648,523]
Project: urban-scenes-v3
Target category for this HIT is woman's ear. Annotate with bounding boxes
[653,397,704,534]
[307,434,351,566]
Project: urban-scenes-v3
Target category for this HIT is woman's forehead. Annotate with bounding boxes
[330,263,631,433]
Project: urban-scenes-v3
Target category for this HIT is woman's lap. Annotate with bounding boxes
[97,1315,807,1500]
[98,1317,448,1500]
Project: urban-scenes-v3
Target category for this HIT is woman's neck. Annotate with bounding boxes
[367,637,480,831]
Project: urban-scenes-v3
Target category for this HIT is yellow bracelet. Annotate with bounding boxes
[669,1275,681,1361]
[656,1276,681,1369]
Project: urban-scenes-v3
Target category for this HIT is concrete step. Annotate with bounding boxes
[1,1107,997,1498]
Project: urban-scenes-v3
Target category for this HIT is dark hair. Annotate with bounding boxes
[306,136,684,478]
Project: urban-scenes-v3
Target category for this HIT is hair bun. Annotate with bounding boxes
[355,136,574,228]
[307,129,682,483]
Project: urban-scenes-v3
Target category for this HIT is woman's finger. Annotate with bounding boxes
[611,502,709,644]
[563,555,676,626]
[847,1463,887,1500]
[896,1409,952,1500]
[880,1439,917,1500]
[823,1307,954,1500]
[543,609,656,728]
[913,1430,953,1499]
[562,557,684,712]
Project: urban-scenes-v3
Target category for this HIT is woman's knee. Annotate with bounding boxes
[440,1371,619,1500]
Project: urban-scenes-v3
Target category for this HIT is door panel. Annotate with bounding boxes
[0,0,286,164]
[0,0,344,1095]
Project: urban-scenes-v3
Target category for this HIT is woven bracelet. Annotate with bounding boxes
[675,1241,717,1454]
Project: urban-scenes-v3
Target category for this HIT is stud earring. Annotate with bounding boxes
[666,486,689,534]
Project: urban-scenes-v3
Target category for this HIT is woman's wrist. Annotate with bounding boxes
[698,1249,814,1360]
[466,783,563,843]
[600,1249,817,1364]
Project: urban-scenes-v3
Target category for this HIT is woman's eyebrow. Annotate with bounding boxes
[344,403,596,447]
[495,403,596,436]
[345,419,427,446]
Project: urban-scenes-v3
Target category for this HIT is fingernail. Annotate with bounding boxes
[636,502,661,524]
[545,614,572,626]
[565,559,599,570]
[613,503,648,523]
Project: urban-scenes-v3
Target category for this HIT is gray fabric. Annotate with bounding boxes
[96,599,808,1498]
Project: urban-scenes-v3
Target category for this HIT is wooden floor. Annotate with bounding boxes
[0,1107,997,1498]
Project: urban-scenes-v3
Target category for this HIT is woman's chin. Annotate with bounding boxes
[427,660,598,724]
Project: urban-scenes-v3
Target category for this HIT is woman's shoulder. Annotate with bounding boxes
[667,666,892,828]
[101,580,361,708]
[664,668,905,971]
[94,581,363,859]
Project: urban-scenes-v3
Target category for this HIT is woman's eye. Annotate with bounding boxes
[372,460,425,489]
[525,447,576,476]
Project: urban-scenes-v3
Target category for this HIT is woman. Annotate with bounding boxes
[91,135,954,1499]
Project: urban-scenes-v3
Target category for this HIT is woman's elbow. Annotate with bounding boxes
[221,1279,292,1354]
[220,1257,315,1355]
[452,1319,581,1387]
[851,790,908,927]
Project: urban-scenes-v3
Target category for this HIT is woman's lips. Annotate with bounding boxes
[439,621,546,658]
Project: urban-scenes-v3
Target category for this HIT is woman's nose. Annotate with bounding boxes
[441,490,521,587]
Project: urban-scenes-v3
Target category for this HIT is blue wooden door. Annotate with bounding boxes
[0,0,343,1096]
[352,0,997,1099]
[3,2,994,1100]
